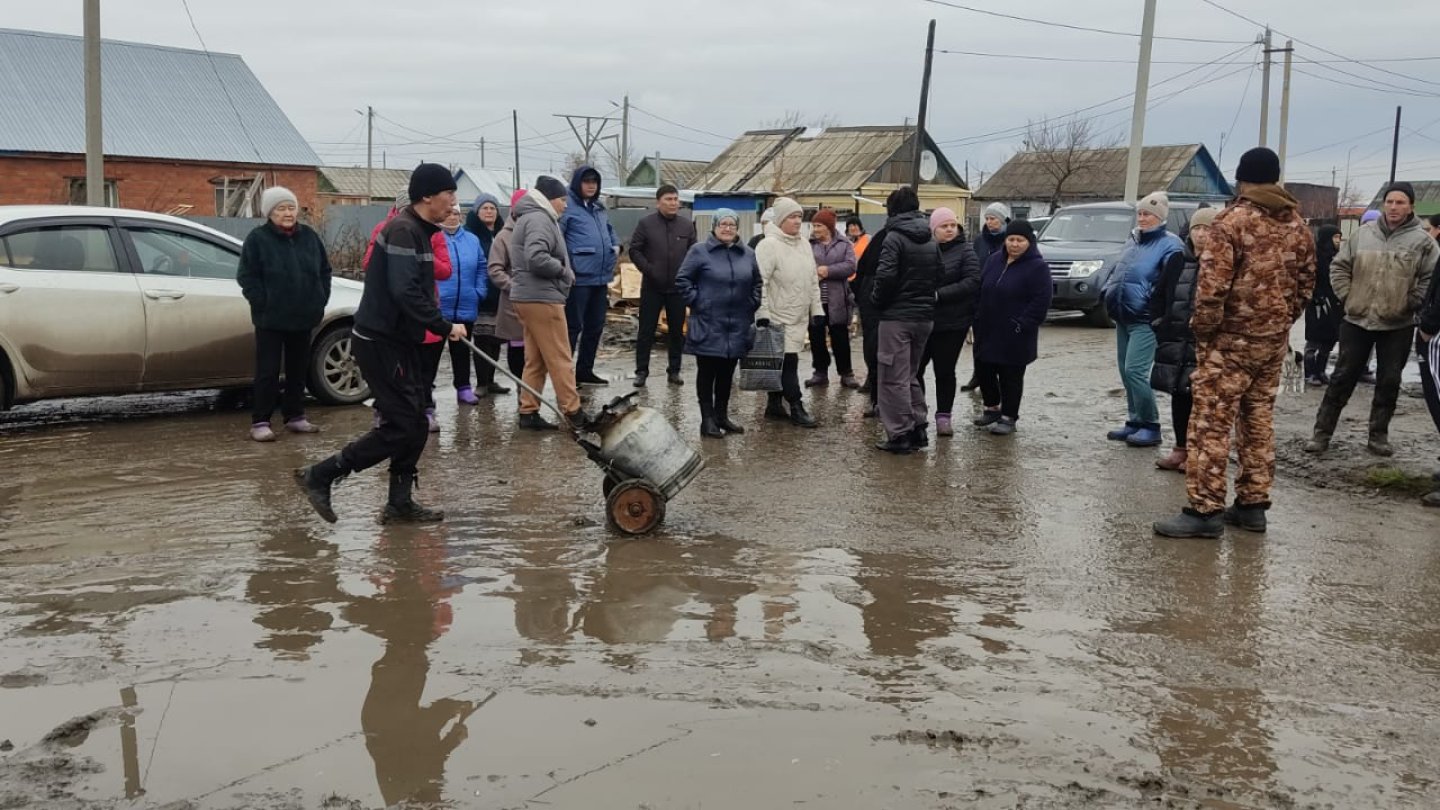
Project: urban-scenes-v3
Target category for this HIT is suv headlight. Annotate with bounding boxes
[1070,260,1103,278]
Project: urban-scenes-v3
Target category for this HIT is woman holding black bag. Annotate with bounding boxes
[676,209,763,438]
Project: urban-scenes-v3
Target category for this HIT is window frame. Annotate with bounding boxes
[0,217,131,274]
[66,178,120,208]
[115,218,243,281]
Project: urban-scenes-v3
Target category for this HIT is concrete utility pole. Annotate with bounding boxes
[1259,27,1272,147]
[556,113,615,167]
[1122,0,1157,204]
[911,19,937,188]
[365,105,374,200]
[620,95,630,180]
[512,110,521,191]
[480,137,486,168]
[1277,39,1294,178]
[83,0,103,205]
[1390,106,1402,184]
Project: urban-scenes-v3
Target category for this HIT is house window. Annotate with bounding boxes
[212,176,265,216]
[67,178,119,207]
[1012,205,1032,220]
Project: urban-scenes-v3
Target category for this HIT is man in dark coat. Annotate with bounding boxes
[297,163,467,525]
[870,186,940,454]
[628,184,696,387]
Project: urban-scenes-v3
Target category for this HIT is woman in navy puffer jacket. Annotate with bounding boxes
[437,206,488,404]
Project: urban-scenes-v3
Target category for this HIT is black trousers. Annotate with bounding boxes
[341,336,429,476]
[808,308,852,376]
[976,361,1026,420]
[1172,391,1194,448]
[443,321,476,390]
[1317,322,1413,437]
[506,343,525,380]
[252,328,311,425]
[918,328,967,414]
[1419,336,1440,435]
[473,334,504,387]
[420,340,445,411]
[861,314,879,403]
[695,355,739,417]
[636,283,686,376]
[775,352,802,403]
[1304,340,1336,380]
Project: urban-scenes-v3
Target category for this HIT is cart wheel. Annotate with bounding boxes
[605,480,666,536]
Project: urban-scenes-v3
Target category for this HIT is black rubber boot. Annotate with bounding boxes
[1303,400,1342,453]
[788,400,818,429]
[909,424,930,448]
[700,416,725,438]
[564,409,595,436]
[295,454,350,524]
[1153,509,1224,539]
[1368,404,1396,457]
[875,434,914,455]
[715,401,745,434]
[1223,501,1268,533]
[519,412,559,431]
[382,473,444,524]
[765,393,789,421]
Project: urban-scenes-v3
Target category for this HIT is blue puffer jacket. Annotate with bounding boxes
[1102,223,1184,324]
[675,235,763,359]
[559,165,619,287]
[438,226,487,323]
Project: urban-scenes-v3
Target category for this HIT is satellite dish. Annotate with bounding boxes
[919,150,938,182]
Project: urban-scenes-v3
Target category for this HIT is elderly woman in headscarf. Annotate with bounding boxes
[675,209,763,438]
[464,193,511,396]
[754,197,824,428]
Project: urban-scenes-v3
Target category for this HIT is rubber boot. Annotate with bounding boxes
[295,454,350,524]
[909,424,930,448]
[788,399,818,428]
[715,399,745,434]
[765,392,789,421]
[1223,501,1268,533]
[1304,400,1342,454]
[1368,402,1396,457]
[700,403,724,439]
[382,473,444,523]
[1153,509,1224,539]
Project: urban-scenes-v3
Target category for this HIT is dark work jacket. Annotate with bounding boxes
[870,211,939,323]
[354,207,452,345]
[237,222,332,331]
[933,238,982,332]
[629,210,697,292]
[675,235,763,359]
[851,225,889,319]
[973,244,1052,367]
[973,226,1006,269]
[1149,249,1198,395]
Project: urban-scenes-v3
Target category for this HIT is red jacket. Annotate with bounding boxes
[365,208,452,343]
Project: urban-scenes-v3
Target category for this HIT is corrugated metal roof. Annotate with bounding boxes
[1369,180,1440,214]
[626,157,711,188]
[318,167,413,199]
[0,28,319,166]
[975,144,1230,202]
[690,126,965,194]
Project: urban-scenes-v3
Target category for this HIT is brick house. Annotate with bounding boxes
[0,28,320,215]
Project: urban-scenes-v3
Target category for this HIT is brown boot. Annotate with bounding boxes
[1155,447,1187,472]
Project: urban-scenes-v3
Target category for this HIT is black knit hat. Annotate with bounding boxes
[535,176,568,201]
[1384,181,1416,204]
[1005,219,1037,245]
[408,162,457,202]
[1235,147,1281,185]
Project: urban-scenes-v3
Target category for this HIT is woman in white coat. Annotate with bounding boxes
[754,197,824,428]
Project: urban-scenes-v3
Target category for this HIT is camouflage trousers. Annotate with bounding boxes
[1185,332,1290,514]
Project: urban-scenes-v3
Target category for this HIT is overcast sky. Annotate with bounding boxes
[9,0,1440,198]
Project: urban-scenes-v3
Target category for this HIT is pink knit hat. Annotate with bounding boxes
[930,207,958,231]
[510,188,528,208]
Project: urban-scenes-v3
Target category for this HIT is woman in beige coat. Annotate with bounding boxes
[755,197,824,427]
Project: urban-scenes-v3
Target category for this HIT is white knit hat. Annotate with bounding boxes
[260,186,298,218]
[770,197,803,224]
[1139,191,1170,221]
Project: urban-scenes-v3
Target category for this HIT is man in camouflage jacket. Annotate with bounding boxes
[1155,148,1316,539]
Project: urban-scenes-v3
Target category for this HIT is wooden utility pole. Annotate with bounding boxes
[1390,106,1402,184]
[911,20,937,188]
[620,95,631,179]
[480,137,486,168]
[1259,27,1272,147]
[1123,0,1157,203]
[83,0,103,205]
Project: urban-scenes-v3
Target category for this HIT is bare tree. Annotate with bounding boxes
[563,151,587,177]
[1024,117,1122,214]
[1339,176,1368,209]
[600,140,637,183]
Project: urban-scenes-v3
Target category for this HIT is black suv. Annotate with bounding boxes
[1040,200,1208,327]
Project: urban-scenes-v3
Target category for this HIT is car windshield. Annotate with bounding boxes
[1039,209,1134,243]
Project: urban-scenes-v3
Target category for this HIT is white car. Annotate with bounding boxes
[0,206,369,410]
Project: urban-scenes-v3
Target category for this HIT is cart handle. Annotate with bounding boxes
[457,336,571,425]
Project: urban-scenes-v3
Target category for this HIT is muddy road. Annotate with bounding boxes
[2,321,1439,809]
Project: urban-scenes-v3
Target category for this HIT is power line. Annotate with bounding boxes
[627,121,728,150]
[627,104,734,143]
[1221,55,1260,159]
[921,0,1251,44]
[936,48,1253,65]
[1291,66,1440,99]
[178,0,264,164]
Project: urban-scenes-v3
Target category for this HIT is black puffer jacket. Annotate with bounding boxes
[851,225,889,319]
[973,226,1006,269]
[933,237,982,332]
[1149,248,1198,395]
[870,211,939,323]
[237,222,332,331]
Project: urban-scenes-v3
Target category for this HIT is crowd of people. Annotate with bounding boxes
[230,149,1440,534]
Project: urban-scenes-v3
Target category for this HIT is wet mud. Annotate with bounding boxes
[3,321,1440,808]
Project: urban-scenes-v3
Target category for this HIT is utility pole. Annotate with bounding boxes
[1277,39,1294,178]
[620,94,630,180]
[556,113,615,167]
[1390,106,1402,184]
[83,0,103,205]
[512,110,521,191]
[365,105,374,201]
[480,137,486,168]
[1123,0,1157,204]
[654,151,662,186]
[1259,27,1272,147]
[911,19,937,188]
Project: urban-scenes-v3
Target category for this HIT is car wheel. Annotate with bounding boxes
[1084,306,1114,328]
[309,323,370,406]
